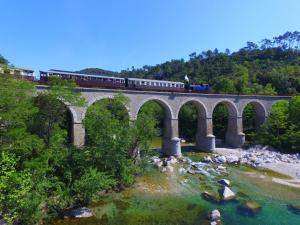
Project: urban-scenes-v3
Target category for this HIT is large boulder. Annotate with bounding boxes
[221,186,236,200]
[64,207,93,218]
[208,209,221,221]
[238,201,262,216]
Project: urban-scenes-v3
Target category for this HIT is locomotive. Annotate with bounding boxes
[39,69,210,93]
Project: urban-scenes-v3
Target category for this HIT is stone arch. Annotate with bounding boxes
[176,98,208,119]
[135,97,176,155]
[135,97,174,119]
[212,99,239,117]
[176,99,210,149]
[212,99,244,147]
[241,100,267,128]
[82,95,131,121]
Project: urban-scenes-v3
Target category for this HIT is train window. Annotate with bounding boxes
[151,82,154,86]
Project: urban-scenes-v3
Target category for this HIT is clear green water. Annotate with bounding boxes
[50,150,300,225]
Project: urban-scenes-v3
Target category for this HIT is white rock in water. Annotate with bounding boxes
[159,166,167,173]
[150,156,161,163]
[165,165,174,173]
[203,156,213,163]
[217,165,226,170]
[209,209,221,221]
[226,155,240,164]
[167,156,178,164]
[178,167,187,174]
[154,161,163,168]
[215,156,227,164]
[218,179,230,186]
[65,207,93,218]
[222,186,236,200]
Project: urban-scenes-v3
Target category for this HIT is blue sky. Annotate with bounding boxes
[1,0,300,72]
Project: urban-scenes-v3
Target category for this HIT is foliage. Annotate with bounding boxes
[213,104,229,139]
[178,103,197,142]
[115,31,300,95]
[84,93,159,186]
[254,96,300,152]
[71,168,115,204]
[0,54,9,65]
[0,152,33,225]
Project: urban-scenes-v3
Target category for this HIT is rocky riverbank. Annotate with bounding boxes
[150,145,300,189]
[214,145,300,187]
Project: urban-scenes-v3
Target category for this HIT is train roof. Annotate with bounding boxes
[127,77,184,84]
[42,69,124,80]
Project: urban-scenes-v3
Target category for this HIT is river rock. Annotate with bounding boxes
[215,155,227,164]
[150,156,161,164]
[178,167,187,174]
[217,165,226,171]
[238,201,262,215]
[155,160,163,168]
[221,186,236,200]
[208,209,221,221]
[226,155,240,164]
[165,165,174,173]
[202,156,213,163]
[187,168,196,175]
[288,204,300,214]
[64,207,93,218]
[218,179,230,186]
[202,191,220,203]
[159,166,167,173]
[162,160,171,167]
[167,156,178,164]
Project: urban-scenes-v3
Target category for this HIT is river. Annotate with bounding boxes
[50,141,300,225]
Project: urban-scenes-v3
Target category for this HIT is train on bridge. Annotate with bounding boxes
[39,69,210,93]
[1,67,210,93]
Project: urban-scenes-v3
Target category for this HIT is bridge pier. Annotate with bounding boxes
[72,123,85,147]
[225,116,245,147]
[162,118,181,156]
[195,117,215,152]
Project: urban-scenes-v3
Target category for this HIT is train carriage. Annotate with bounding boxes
[126,77,185,92]
[40,70,125,89]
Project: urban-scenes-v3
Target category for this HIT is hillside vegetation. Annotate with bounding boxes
[78,31,300,95]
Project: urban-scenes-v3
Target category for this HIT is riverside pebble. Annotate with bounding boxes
[64,207,93,218]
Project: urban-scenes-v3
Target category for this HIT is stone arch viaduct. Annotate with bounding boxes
[37,86,290,156]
